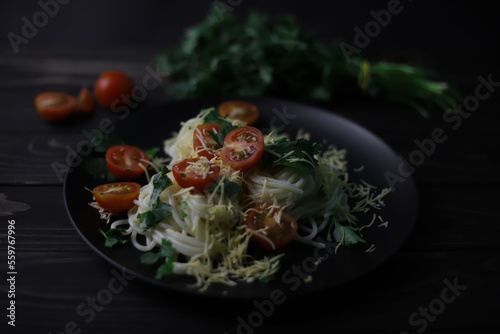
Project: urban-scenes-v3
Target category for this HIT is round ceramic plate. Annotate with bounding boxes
[64,96,418,299]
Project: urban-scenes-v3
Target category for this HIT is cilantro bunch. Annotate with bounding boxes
[156,10,458,118]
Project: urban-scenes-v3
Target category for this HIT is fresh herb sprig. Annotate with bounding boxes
[203,108,237,146]
[263,138,322,176]
[140,239,176,279]
[203,108,229,125]
[328,218,366,247]
[137,166,173,231]
[89,131,125,153]
[99,228,128,247]
[138,202,173,231]
[83,157,117,181]
[207,177,243,199]
[156,10,459,117]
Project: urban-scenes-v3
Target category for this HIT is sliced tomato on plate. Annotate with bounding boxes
[220,126,264,170]
[218,101,259,125]
[172,158,220,191]
[193,123,223,159]
[105,145,149,180]
[246,203,298,250]
[93,182,141,213]
[34,91,77,122]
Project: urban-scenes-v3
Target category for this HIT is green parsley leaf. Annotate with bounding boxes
[83,157,117,181]
[140,239,176,279]
[155,261,174,279]
[90,131,125,153]
[207,177,243,199]
[139,167,173,231]
[329,219,366,247]
[145,148,158,161]
[259,274,276,283]
[159,239,176,258]
[202,108,237,146]
[263,138,321,176]
[180,201,188,218]
[99,228,127,247]
[139,251,162,265]
[138,201,173,231]
[150,166,172,207]
[137,211,155,231]
[208,122,237,146]
[203,108,228,125]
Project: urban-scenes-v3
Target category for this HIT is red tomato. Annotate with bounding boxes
[93,182,141,213]
[246,203,298,250]
[172,158,220,191]
[105,145,149,180]
[34,91,76,122]
[193,123,223,159]
[94,71,134,110]
[220,126,264,170]
[218,101,260,125]
[76,87,95,113]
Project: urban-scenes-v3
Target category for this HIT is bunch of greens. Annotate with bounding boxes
[156,10,458,117]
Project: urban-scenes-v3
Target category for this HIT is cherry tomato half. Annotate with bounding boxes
[76,87,95,113]
[34,91,76,122]
[218,101,259,125]
[172,158,220,191]
[93,182,141,213]
[220,126,264,170]
[246,203,298,250]
[193,123,223,159]
[105,145,149,180]
[94,70,134,110]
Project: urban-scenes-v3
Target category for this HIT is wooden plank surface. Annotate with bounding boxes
[3,250,497,333]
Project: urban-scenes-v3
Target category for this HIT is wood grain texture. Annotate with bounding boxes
[2,250,497,333]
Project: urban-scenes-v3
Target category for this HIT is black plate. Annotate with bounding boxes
[64,96,418,299]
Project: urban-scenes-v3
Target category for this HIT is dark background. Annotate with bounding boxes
[2,0,499,73]
[1,1,500,334]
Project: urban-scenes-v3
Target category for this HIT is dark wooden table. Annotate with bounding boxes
[1,3,500,334]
